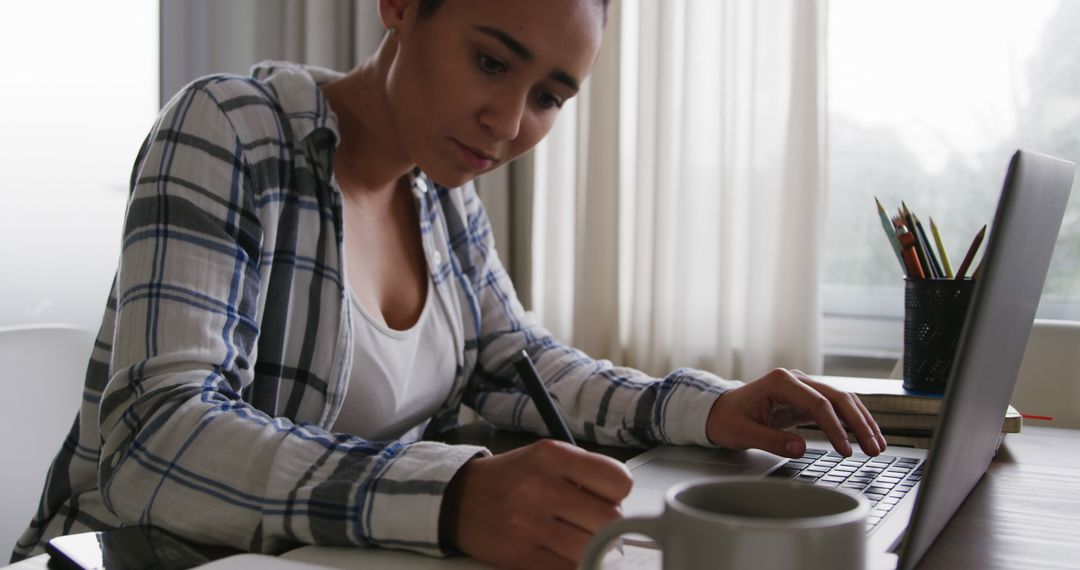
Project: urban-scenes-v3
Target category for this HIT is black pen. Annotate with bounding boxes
[513,350,576,446]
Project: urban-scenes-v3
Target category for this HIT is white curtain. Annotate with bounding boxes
[160,0,383,103]
[529,0,828,381]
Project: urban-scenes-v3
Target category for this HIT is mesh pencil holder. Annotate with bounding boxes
[903,278,974,393]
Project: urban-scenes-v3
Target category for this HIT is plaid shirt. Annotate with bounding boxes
[13,62,730,561]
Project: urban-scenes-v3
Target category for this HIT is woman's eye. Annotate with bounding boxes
[476,51,506,75]
[536,91,564,110]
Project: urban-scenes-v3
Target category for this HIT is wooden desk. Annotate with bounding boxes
[8,427,1078,569]
[916,426,1080,569]
[438,424,1080,568]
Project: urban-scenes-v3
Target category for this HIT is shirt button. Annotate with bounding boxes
[414,178,428,194]
[110,453,120,468]
[432,250,442,266]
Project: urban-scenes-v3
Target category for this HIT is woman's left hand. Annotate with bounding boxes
[705,368,888,458]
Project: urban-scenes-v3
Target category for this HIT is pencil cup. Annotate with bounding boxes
[903,278,974,393]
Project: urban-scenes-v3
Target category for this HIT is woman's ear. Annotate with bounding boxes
[378,0,418,39]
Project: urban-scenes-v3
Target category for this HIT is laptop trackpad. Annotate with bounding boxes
[633,457,750,490]
[623,456,759,518]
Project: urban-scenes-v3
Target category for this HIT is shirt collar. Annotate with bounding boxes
[249,60,343,144]
[249,61,440,197]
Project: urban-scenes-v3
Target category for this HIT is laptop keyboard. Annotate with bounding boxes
[766,448,924,528]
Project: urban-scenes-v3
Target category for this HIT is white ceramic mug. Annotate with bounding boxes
[580,477,869,570]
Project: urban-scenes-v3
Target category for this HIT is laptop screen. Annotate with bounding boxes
[899,150,1076,569]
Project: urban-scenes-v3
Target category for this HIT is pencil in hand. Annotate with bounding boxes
[514,350,576,445]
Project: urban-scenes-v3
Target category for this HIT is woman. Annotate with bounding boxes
[14,0,886,568]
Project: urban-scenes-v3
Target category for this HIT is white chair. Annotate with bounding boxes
[0,324,94,558]
[1012,319,1080,429]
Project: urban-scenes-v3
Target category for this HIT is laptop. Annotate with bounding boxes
[619,150,1077,570]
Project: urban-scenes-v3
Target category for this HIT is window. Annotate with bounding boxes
[823,0,1080,355]
[0,1,158,332]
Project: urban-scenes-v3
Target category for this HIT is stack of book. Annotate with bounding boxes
[795,376,1021,449]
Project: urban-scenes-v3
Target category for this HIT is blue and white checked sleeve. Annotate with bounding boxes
[98,82,482,556]
[456,189,735,448]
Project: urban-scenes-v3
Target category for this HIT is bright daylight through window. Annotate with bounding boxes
[0,1,158,333]
[824,0,1080,354]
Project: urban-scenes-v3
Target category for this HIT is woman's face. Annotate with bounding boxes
[385,0,604,188]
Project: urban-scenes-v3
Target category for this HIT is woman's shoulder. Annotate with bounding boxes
[160,61,339,149]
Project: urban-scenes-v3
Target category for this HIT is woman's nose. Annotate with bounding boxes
[478,91,526,141]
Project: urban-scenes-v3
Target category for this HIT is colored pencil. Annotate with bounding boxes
[875,197,905,272]
[929,217,954,278]
[897,228,926,279]
[913,214,943,278]
[955,225,987,280]
[901,202,933,278]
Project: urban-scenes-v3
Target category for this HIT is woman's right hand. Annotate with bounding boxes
[441,439,633,569]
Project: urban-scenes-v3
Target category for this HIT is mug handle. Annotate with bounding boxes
[579,516,664,570]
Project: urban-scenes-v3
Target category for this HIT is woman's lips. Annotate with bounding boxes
[452,138,495,170]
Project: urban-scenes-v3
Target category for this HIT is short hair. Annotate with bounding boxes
[416,0,443,20]
[416,0,610,24]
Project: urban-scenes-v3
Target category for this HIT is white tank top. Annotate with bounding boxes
[331,279,457,441]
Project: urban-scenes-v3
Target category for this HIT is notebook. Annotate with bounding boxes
[619,150,1076,570]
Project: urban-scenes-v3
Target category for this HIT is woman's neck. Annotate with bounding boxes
[321,38,414,198]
